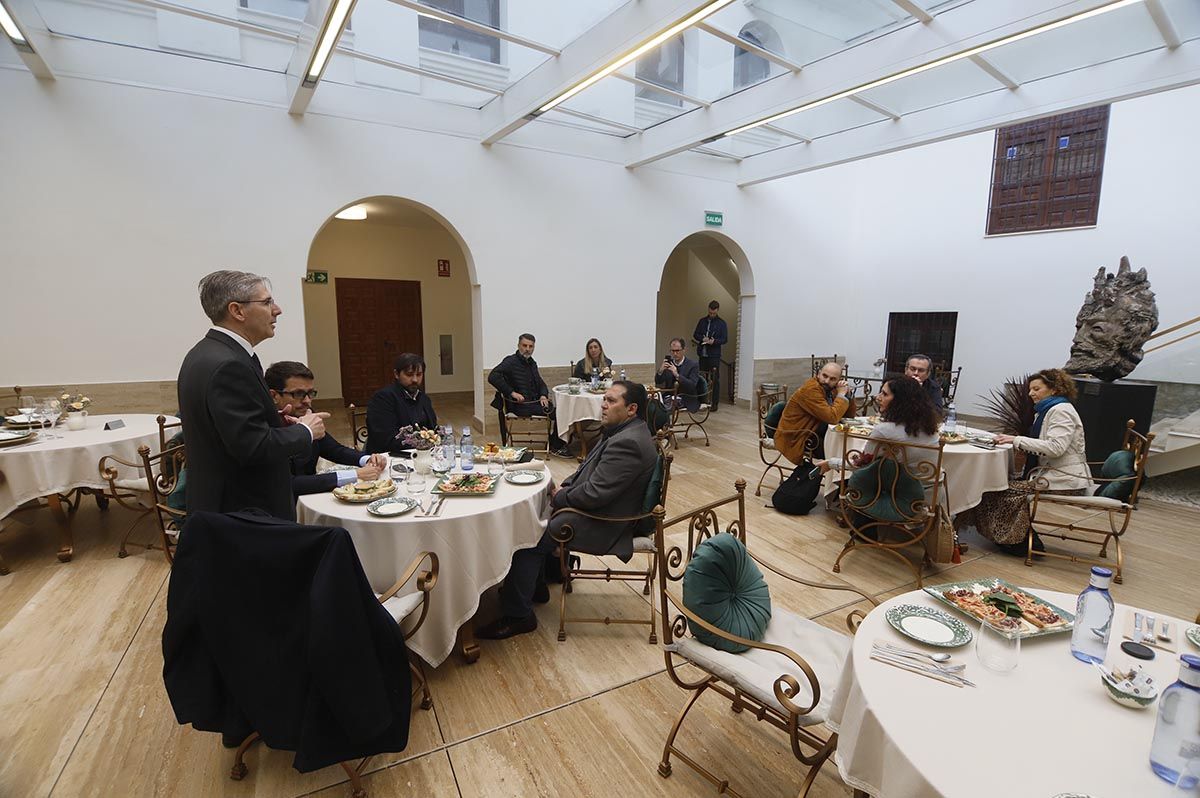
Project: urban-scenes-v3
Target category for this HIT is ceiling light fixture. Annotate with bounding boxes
[335,205,367,220]
[722,0,1142,138]
[535,0,737,115]
[302,0,358,87]
[0,0,31,50]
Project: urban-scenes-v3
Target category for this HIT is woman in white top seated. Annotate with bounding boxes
[815,376,941,476]
[956,368,1092,556]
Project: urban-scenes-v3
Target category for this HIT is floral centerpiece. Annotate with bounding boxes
[393,425,439,450]
[60,392,91,413]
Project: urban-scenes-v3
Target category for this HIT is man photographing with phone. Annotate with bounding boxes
[654,338,703,412]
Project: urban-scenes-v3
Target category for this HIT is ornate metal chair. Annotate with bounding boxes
[661,370,714,448]
[552,444,673,643]
[348,404,369,450]
[501,397,553,455]
[810,353,839,377]
[831,430,948,588]
[846,375,880,416]
[375,551,440,712]
[931,364,963,404]
[1,386,22,416]
[1027,420,1154,583]
[100,415,185,562]
[653,479,877,797]
[755,385,788,496]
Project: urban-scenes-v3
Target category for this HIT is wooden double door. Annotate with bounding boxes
[336,277,423,407]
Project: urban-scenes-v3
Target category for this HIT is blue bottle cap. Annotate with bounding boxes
[1182,654,1200,671]
[1090,566,1113,578]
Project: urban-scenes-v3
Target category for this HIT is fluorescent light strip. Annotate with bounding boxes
[305,0,356,83]
[536,0,737,114]
[0,0,28,44]
[724,0,1142,137]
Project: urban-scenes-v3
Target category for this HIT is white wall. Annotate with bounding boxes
[2,71,1197,418]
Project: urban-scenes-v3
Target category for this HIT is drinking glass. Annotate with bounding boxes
[976,620,1020,672]
[487,455,503,478]
[406,471,427,497]
[388,456,408,485]
[42,397,62,439]
[17,395,36,428]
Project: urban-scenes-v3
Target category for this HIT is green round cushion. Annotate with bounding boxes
[764,401,786,438]
[1097,449,1136,501]
[682,533,772,653]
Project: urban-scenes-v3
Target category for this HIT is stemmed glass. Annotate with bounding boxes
[42,397,62,439]
[976,620,1020,672]
[17,394,37,432]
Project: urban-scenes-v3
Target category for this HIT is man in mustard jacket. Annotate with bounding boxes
[773,361,856,463]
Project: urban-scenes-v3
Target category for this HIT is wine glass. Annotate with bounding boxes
[42,397,62,439]
[17,394,36,430]
[487,455,503,478]
[976,619,1020,672]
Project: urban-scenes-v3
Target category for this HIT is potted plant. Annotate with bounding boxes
[391,425,440,473]
[61,392,92,430]
[979,375,1034,472]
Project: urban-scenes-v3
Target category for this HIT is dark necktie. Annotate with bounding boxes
[250,353,262,376]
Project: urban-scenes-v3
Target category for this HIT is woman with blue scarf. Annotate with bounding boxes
[956,368,1093,555]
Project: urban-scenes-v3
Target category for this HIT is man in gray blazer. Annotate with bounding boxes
[477,381,658,640]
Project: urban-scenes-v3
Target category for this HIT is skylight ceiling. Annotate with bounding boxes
[3,0,1198,185]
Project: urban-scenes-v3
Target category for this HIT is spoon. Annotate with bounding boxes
[876,642,954,665]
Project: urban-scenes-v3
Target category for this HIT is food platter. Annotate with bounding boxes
[332,478,396,503]
[475,444,526,463]
[432,473,498,496]
[939,431,968,444]
[885,604,973,648]
[925,578,1074,639]
[1187,626,1200,649]
[366,496,420,517]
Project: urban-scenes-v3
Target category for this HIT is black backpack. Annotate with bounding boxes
[772,462,823,515]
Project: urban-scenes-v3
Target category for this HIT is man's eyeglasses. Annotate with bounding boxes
[277,389,318,401]
[235,297,276,307]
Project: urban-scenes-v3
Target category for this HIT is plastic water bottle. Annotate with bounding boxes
[441,426,455,466]
[944,402,958,435]
[1069,566,1115,664]
[619,368,627,381]
[460,427,474,471]
[1150,654,1200,787]
[591,367,599,390]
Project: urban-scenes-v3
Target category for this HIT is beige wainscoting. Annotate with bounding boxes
[10,381,180,415]
[752,357,847,394]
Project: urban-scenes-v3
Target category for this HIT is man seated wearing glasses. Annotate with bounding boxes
[265,361,388,495]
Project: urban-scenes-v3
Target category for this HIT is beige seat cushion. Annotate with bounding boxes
[760,438,776,450]
[376,591,423,623]
[666,607,851,724]
[632,536,656,553]
[1035,494,1127,510]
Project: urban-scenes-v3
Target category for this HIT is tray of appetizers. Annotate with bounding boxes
[332,478,396,503]
[924,578,1074,639]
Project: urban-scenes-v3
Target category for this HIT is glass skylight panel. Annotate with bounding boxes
[536,110,635,137]
[855,56,1002,116]
[558,74,702,131]
[767,96,887,140]
[702,127,793,158]
[983,1,1167,85]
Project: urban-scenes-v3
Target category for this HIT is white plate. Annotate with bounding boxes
[367,496,420,517]
[0,428,34,440]
[504,470,545,485]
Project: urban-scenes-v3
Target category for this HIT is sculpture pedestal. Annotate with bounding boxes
[1072,377,1156,475]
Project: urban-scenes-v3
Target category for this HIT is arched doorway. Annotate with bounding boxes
[654,231,756,404]
[302,196,483,430]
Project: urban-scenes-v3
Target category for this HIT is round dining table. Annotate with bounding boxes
[828,587,1196,797]
[823,423,1013,516]
[0,413,172,567]
[552,384,604,443]
[296,463,552,667]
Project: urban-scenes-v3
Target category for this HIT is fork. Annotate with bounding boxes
[874,643,966,672]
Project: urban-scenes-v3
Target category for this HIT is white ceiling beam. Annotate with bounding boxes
[385,0,559,56]
[612,71,710,106]
[550,106,642,134]
[479,0,732,145]
[890,0,934,24]
[894,0,1019,88]
[286,0,357,116]
[848,94,900,120]
[1144,0,1182,49]
[624,0,1134,169]
[737,41,1200,187]
[693,146,742,161]
[1,0,55,79]
[335,46,503,95]
[763,124,810,143]
[117,0,296,42]
[695,20,803,72]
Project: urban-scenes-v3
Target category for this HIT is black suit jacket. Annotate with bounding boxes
[655,356,703,411]
[365,382,438,455]
[293,432,364,496]
[163,511,412,773]
[924,377,946,412]
[177,330,312,520]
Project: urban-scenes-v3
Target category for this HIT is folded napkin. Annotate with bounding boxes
[506,459,545,472]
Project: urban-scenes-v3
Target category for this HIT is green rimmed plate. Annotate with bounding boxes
[886,604,973,648]
[1187,626,1200,649]
[366,496,420,517]
[504,470,545,485]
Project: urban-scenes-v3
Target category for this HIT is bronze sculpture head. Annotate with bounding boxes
[1064,256,1158,382]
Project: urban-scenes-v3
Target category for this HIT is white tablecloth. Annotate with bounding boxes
[296,466,551,666]
[824,425,1012,516]
[0,414,169,521]
[552,385,604,443]
[828,588,1192,797]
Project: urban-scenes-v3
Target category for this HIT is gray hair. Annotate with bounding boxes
[198,270,270,323]
[906,354,933,368]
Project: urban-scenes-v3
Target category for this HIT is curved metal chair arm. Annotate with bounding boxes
[746,549,879,609]
[97,450,153,512]
[378,551,439,642]
[663,584,821,719]
[547,505,655,546]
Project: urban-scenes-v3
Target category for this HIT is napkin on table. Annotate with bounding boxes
[506,459,545,472]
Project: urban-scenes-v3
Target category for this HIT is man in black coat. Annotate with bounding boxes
[365,352,439,455]
[265,360,388,495]
[692,300,729,411]
[655,337,704,412]
[488,333,568,455]
[477,381,657,640]
[177,270,328,521]
[905,354,946,413]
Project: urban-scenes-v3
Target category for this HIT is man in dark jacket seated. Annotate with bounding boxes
[655,337,704,412]
[904,353,946,413]
[365,353,439,455]
[477,381,658,640]
[265,361,388,495]
[488,333,569,456]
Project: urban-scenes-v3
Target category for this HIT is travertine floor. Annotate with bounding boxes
[1,397,1196,797]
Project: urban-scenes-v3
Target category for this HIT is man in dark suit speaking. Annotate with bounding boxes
[477,380,658,640]
[178,270,328,520]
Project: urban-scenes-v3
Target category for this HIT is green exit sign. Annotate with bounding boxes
[304,270,329,284]
[705,211,723,227]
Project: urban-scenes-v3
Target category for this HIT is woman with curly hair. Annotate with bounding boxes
[815,376,940,474]
[956,368,1092,555]
[572,338,612,380]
